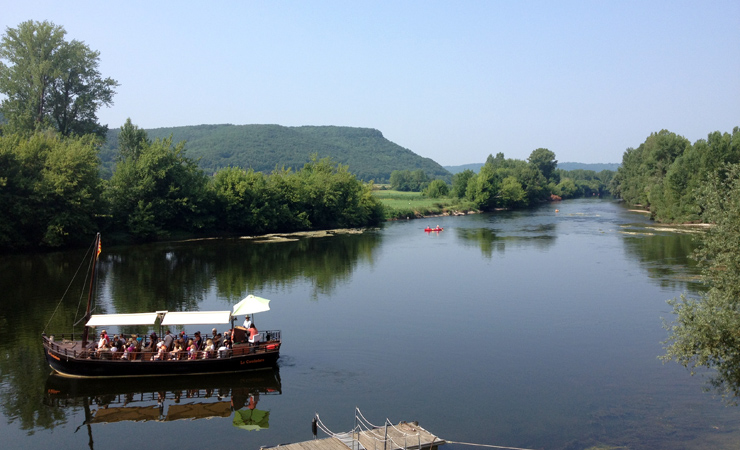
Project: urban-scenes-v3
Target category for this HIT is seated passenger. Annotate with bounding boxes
[110,334,120,354]
[202,339,215,359]
[146,331,158,350]
[248,324,260,344]
[170,339,184,360]
[218,333,233,358]
[96,329,110,355]
[121,339,136,360]
[152,341,167,360]
[188,339,198,359]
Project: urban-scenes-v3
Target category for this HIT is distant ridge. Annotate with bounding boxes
[101,124,450,182]
[445,161,620,174]
[558,162,620,172]
[444,163,484,174]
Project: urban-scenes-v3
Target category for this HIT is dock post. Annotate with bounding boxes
[384,422,388,450]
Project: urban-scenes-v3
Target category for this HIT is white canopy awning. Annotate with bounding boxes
[86,313,159,327]
[160,311,232,326]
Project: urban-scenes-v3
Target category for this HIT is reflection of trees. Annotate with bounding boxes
[0,230,378,433]
[455,225,557,258]
[101,232,382,313]
[620,230,702,292]
[208,233,382,301]
[0,250,97,433]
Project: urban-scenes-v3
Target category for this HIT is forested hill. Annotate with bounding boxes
[101,124,450,182]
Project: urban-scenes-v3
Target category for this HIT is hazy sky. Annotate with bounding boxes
[2,1,739,166]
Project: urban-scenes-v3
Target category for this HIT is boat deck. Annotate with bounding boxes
[263,422,444,450]
[44,331,281,367]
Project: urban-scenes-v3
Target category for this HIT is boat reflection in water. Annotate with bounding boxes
[44,369,281,447]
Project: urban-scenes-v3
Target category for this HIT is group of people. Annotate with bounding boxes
[152,329,236,360]
[90,314,264,361]
[94,328,238,361]
[94,330,147,360]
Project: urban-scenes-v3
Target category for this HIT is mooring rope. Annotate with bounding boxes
[445,440,539,450]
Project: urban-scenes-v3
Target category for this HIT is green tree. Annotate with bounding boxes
[451,169,475,199]
[423,179,449,198]
[117,118,150,160]
[468,161,501,210]
[389,169,429,191]
[105,132,212,240]
[0,20,117,137]
[554,178,577,199]
[662,163,740,399]
[213,167,271,233]
[528,148,558,182]
[499,176,526,208]
[0,131,102,249]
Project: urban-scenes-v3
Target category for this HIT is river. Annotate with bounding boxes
[1,198,738,450]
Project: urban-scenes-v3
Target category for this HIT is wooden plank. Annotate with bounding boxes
[261,437,350,450]
[262,422,444,450]
[356,422,444,450]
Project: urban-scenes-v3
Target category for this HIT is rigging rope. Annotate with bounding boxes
[43,238,96,334]
[445,441,539,450]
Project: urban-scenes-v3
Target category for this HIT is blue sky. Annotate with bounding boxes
[3,1,739,166]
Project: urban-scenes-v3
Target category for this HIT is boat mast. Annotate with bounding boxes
[81,233,101,349]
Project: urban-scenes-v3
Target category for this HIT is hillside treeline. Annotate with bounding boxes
[612,127,740,222]
[0,122,384,251]
[100,124,450,183]
[391,148,614,210]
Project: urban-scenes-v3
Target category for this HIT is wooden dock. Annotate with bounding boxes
[262,421,445,450]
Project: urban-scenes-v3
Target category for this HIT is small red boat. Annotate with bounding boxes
[424,226,444,232]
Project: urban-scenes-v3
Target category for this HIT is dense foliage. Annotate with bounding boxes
[0,20,118,138]
[612,127,740,222]
[100,124,450,183]
[0,131,102,249]
[389,169,431,191]
[446,150,613,211]
[0,125,385,250]
[662,162,740,399]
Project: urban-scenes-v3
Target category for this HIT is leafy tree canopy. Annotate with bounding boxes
[613,127,739,223]
[0,20,118,138]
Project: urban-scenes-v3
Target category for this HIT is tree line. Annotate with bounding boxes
[611,127,740,223]
[0,121,385,251]
[389,148,615,210]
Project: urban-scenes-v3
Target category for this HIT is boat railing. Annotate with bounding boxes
[43,330,281,361]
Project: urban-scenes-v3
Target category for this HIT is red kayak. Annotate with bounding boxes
[424,227,444,232]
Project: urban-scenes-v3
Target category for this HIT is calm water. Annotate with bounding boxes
[1,198,738,450]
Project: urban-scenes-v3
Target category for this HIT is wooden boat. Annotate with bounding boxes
[42,233,281,378]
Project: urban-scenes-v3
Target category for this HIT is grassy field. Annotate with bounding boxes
[372,190,474,220]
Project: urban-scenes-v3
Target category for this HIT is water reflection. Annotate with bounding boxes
[455,224,557,257]
[100,233,383,308]
[619,225,703,292]
[44,369,281,448]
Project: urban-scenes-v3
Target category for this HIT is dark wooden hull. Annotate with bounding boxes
[43,336,280,378]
